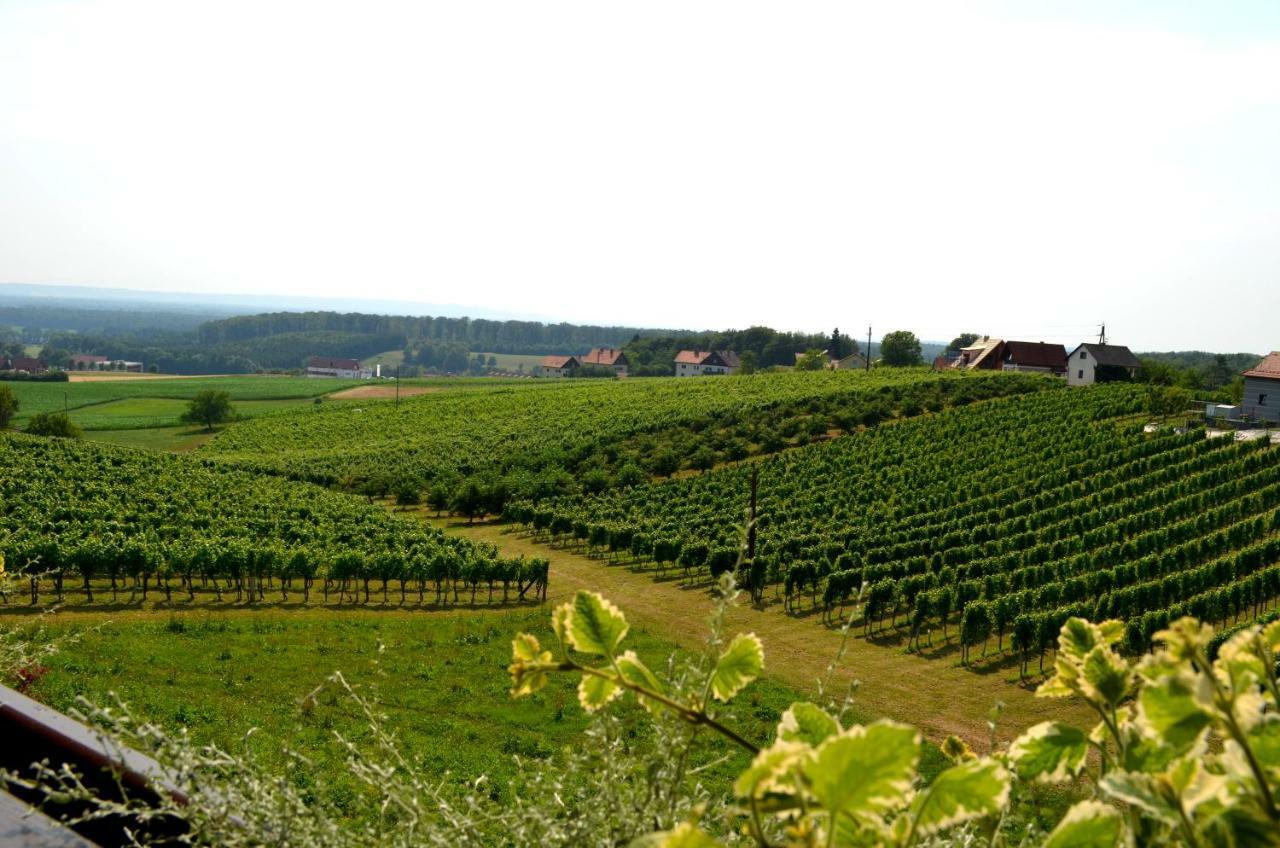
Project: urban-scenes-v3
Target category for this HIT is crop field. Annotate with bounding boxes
[503,384,1280,673]
[201,369,1054,495]
[7,375,370,428]
[0,434,546,608]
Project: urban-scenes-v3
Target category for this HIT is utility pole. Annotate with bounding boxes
[64,391,68,414]
[1098,323,1107,345]
[866,325,872,372]
[395,364,401,409]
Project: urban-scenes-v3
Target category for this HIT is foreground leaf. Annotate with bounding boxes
[710,633,764,702]
[616,650,666,714]
[1042,800,1127,848]
[578,673,622,712]
[776,702,839,747]
[804,720,919,824]
[564,591,629,657]
[629,822,723,847]
[1008,721,1088,782]
[509,632,553,696]
[906,757,1010,837]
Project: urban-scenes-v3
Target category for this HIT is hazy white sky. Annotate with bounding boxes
[2,1,1279,351]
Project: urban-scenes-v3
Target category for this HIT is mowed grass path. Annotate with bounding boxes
[426,517,1095,747]
[10,605,843,818]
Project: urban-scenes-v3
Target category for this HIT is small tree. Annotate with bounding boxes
[182,390,235,431]
[794,349,826,371]
[880,330,923,366]
[0,385,17,429]
[24,412,81,438]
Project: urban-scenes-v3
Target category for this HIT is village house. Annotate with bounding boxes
[68,354,109,370]
[830,352,868,370]
[674,350,740,376]
[1241,352,1280,423]
[0,356,48,373]
[950,339,1067,376]
[1065,343,1141,387]
[306,356,373,379]
[580,347,629,376]
[538,355,580,378]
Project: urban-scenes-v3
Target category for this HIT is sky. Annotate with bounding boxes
[2,1,1279,352]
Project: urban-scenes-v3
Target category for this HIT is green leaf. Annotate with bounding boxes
[1058,618,1101,662]
[1099,771,1177,824]
[803,720,919,824]
[776,702,839,747]
[616,650,666,714]
[709,633,764,702]
[1042,800,1127,848]
[733,740,807,801]
[1135,672,1211,756]
[1082,645,1131,708]
[1199,805,1280,848]
[1008,721,1089,782]
[628,822,724,848]
[508,632,553,697]
[1247,717,1280,776]
[578,673,622,712]
[907,758,1010,837]
[563,591,629,657]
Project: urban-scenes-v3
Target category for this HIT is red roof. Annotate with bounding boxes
[674,350,710,365]
[1243,352,1280,381]
[1002,341,1067,372]
[540,355,578,369]
[307,356,362,370]
[581,347,627,367]
[675,350,740,367]
[4,357,47,372]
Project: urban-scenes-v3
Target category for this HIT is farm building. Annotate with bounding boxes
[1066,343,1141,386]
[0,357,48,373]
[580,347,629,376]
[830,352,868,370]
[1241,352,1280,423]
[674,350,740,376]
[306,356,372,379]
[950,339,1066,376]
[68,354,109,370]
[538,355,580,377]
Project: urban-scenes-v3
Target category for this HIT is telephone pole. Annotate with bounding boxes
[866,325,872,372]
[1098,323,1107,345]
[395,364,400,408]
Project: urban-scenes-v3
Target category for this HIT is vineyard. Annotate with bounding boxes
[502,384,1280,672]
[0,433,547,607]
[201,369,1056,503]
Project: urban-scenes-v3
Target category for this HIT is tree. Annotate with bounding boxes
[737,351,758,375]
[794,349,826,371]
[24,411,81,438]
[880,331,923,367]
[182,390,236,431]
[830,328,844,360]
[946,333,980,353]
[0,385,17,429]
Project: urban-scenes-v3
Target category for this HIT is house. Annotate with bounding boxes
[68,354,109,370]
[674,350,740,376]
[0,357,48,373]
[1241,352,1280,423]
[306,356,372,379]
[950,338,1067,376]
[1066,344,1141,386]
[830,352,868,370]
[538,355,580,378]
[580,347,629,376]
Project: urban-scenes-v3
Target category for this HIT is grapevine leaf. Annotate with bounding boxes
[732,740,808,801]
[710,633,764,702]
[906,757,1010,837]
[616,650,666,714]
[629,821,723,847]
[776,702,839,747]
[1081,645,1131,708]
[1135,672,1211,756]
[1098,771,1177,824]
[940,735,976,763]
[1198,805,1280,848]
[1058,618,1100,662]
[1008,721,1089,782]
[578,673,622,712]
[1263,618,1280,654]
[564,591,629,658]
[508,633,553,697]
[1216,628,1269,692]
[1042,800,1128,848]
[1247,717,1280,774]
[803,720,919,824]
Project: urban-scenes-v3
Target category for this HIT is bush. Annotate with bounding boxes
[23,411,81,439]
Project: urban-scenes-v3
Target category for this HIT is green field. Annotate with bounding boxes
[14,606,855,816]
[481,351,545,373]
[7,375,370,430]
[84,425,216,452]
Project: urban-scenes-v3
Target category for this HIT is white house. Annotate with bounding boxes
[1065,344,1141,386]
[538,355,580,378]
[674,350,740,376]
[1241,352,1280,423]
[306,356,373,379]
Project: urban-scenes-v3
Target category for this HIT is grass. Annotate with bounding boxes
[360,349,405,370]
[7,376,373,431]
[10,604,876,818]
[83,426,217,452]
[420,516,1096,748]
[480,352,545,373]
